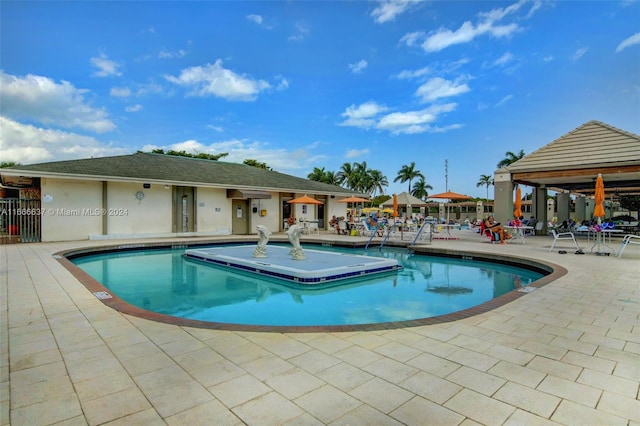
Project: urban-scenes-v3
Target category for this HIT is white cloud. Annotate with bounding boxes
[399,31,425,47]
[394,66,430,79]
[246,14,263,25]
[616,32,640,52]
[371,0,424,24]
[349,60,368,74]
[415,77,470,102]
[376,103,457,134]
[165,59,271,101]
[110,87,131,97]
[346,148,370,158]
[288,22,310,41]
[339,101,459,135]
[125,104,143,112]
[90,53,122,77]
[0,116,126,164]
[159,49,187,59]
[495,94,513,107]
[492,52,514,67]
[571,47,588,61]
[339,101,389,129]
[143,138,327,172]
[407,1,537,53]
[275,75,289,90]
[422,21,518,52]
[0,71,116,133]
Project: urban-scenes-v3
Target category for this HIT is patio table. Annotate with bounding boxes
[505,225,534,244]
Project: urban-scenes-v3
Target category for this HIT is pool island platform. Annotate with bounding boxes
[184,245,401,284]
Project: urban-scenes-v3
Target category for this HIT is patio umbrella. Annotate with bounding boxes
[594,173,605,221]
[393,193,399,218]
[287,195,323,205]
[429,191,472,222]
[381,208,395,214]
[337,196,369,203]
[513,187,523,219]
[361,207,380,213]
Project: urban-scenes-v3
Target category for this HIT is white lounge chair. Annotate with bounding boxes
[617,234,640,257]
[549,228,579,251]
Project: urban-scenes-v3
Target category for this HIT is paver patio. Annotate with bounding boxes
[1,230,638,425]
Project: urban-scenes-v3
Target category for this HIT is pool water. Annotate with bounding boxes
[72,244,543,327]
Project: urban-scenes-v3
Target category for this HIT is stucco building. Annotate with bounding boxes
[0,153,357,242]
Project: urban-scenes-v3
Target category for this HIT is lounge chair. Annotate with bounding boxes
[479,221,500,244]
[617,234,640,257]
[549,228,579,251]
[361,219,383,237]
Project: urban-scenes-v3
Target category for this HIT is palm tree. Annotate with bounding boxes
[476,174,494,200]
[411,178,433,200]
[336,163,355,189]
[243,159,272,170]
[394,162,425,193]
[368,169,389,198]
[352,161,370,193]
[322,171,341,186]
[497,149,526,169]
[307,167,327,182]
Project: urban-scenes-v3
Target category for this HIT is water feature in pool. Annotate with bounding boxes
[71,244,544,327]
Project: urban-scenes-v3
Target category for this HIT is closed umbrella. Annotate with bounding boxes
[594,173,605,221]
[393,194,399,218]
[513,187,523,219]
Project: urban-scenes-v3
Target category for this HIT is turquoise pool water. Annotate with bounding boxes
[72,244,543,327]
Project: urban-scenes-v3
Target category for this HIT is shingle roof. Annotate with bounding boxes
[506,120,640,173]
[2,153,356,195]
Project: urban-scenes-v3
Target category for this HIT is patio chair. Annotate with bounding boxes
[617,234,640,258]
[337,220,349,235]
[549,228,579,251]
[479,221,500,244]
[304,221,320,236]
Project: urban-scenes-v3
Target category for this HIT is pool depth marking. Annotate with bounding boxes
[184,245,401,284]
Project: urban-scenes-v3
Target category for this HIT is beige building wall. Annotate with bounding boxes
[106,182,171,235]
[246,195,280,234]
[196,188,232,234]
[40,178,103,242]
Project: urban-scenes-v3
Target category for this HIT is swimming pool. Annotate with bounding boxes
[69,243,545,328]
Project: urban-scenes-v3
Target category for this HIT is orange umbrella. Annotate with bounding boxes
[513,186,523,218]
[287,195,323,205]
[337,196,369,203]
[393,193,399,218]
[594,173,605,219]
[429,191,472,201]
[429,190,472,222]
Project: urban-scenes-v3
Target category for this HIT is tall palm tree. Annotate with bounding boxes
[411,178,433,200]
[322,171,341,186]
[394,162,425,193]
[336,163,355,189]
[352,161,370,193]
[497,149,526,169]
[476,174,494,200]
[368,169,389,198]
[307,167,327,182]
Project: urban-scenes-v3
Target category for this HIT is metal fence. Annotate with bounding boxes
[0,198,41,244]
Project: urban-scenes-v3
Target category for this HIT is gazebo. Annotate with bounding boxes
[493,120,640,229]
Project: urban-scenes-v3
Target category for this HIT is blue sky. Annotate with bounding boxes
[1,0,639,198]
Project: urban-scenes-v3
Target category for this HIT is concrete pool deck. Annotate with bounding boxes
[2,230,639,425]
